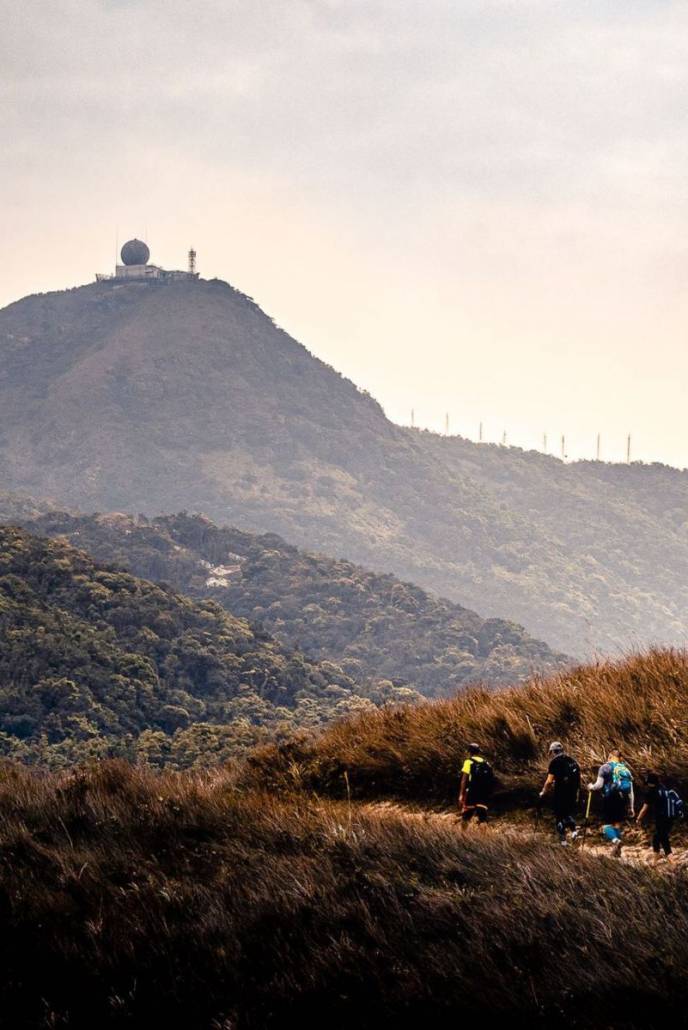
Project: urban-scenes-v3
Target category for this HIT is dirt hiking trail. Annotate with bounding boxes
[361,801,688,872]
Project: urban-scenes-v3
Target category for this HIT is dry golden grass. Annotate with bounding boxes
[0,757,687,1028]
[243,649,688,802]
[3,651,688,1026]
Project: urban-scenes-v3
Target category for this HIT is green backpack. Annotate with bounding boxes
[606,761,633,797]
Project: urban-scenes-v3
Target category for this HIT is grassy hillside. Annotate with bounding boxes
[13,507,567,693]
[0,760,687,1028]
[0,526,415,768]
[1,280,687,656]
[243,649,688,804]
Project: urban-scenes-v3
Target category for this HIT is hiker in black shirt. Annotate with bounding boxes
[539,741,581,845]
[636,772,681,864]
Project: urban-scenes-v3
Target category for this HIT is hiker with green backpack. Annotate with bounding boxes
[587,749,635,853]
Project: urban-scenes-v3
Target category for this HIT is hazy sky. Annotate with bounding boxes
[3,0,688,467]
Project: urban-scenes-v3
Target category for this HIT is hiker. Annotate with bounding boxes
[636,772,683,864]
[458,743,494,829]
[539,741,581,845]
[587,749,635,853]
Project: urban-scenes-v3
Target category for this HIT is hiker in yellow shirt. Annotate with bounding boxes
[459,743,494,829]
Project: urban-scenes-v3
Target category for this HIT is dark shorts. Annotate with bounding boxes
[462,804,488,824]
[603,792,628,824]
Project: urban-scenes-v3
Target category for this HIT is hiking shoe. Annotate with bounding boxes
[570,830,580,841]
[611,838,623,856]
[560,839,569,847]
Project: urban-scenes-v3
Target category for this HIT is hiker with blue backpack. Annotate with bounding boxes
[636,773,684,864]
[587,749,635,854]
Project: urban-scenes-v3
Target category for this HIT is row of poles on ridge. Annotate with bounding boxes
[410,410,633,463]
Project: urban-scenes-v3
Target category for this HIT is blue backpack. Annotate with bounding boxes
[606,761,633,798]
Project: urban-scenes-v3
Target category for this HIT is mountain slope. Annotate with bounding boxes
[3,655,688,1028]
[1,762,686,1030]
[0,526,414,767]
[13,507,567,693]
[1,278,688,655]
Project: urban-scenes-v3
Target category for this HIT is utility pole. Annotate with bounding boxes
[627,434,631,464]
[479,421,483,442]
[543,432,548,454]
[445,413,449,436]
[596,433,601,461]
[561,435,566,461]
[411,409,415,428]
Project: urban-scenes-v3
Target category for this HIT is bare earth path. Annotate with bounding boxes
[361,801,688,871]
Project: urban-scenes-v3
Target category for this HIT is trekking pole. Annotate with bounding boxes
[581,789,593,847]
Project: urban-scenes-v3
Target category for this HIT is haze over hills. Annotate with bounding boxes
[1,277,687,656]
[4,503,566,694]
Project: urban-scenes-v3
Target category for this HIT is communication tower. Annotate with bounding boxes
[188,248,197,275]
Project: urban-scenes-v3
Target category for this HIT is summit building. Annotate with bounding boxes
[96,240,198,283]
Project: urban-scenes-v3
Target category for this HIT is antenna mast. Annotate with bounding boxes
[188,248,197,275]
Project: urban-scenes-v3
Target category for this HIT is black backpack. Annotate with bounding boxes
[556,756,581,792]
[469,759,494,798]
[658,787,684,819]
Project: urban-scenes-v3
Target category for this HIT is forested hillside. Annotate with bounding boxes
[1,279,687,656]
[10,505,567,694]
[0,526,415,768]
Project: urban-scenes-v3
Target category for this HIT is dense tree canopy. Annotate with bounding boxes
[9,505,567,694]
[0,526,416,768]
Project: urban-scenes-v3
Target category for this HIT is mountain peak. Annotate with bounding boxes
[1,278,688,658]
